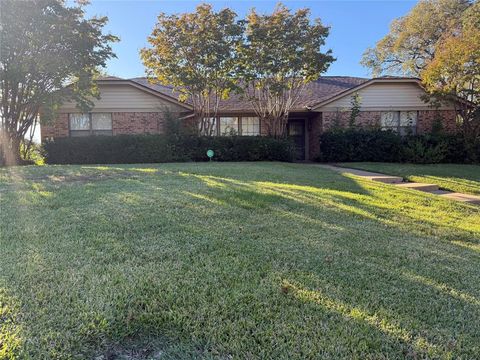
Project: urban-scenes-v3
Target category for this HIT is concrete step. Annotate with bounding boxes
[394,182,439,192]
[439,192,480,204]
[318,165,479,206]
[365,175,403,184]
[430,190,451,195]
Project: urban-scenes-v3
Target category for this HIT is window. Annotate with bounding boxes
[399,111,417,135]
[92,113,113,135]
[69,113,112,137]
[381,111,417,135]
[69,113,90,137]
[219,117,238,136]
[202,116,259,136]
[288,122,304,136]
[240,117,260,136]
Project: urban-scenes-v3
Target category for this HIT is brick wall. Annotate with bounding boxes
[308,113,322,160]
[41,113,69,139]
[321,110,457,134]
[41,112,167,141]
[112,112,165,135]
[417,110,457,134]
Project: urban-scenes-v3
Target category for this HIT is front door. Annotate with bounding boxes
[288,119,306,160]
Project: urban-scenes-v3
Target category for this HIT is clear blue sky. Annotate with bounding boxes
[83,0,417,79]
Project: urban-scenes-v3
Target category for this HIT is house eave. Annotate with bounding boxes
[310,77,424,110]
[96,79,193,111]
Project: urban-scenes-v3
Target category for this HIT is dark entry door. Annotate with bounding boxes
[288,119,306,160]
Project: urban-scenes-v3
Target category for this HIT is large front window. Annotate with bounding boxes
[219,117,238,136]
[240,117,260,136]
[381,111,417,135]
[69,113,112,137]
[204,116,260,136]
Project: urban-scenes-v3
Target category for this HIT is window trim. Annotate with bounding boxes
[69,113,113,137]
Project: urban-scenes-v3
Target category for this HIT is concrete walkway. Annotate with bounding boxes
[320,164,480,205]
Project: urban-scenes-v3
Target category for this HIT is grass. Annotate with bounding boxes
[340,162,480,196]
[1,162,479,359]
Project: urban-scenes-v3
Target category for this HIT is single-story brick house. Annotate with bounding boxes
[41,76,458,160]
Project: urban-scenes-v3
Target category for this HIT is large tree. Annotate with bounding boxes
[238,4,334,137]
[361,0,470,76]
[0,0,117,165]
[362,0,480,154]
[422,1,480,145]
[141,4,243,136]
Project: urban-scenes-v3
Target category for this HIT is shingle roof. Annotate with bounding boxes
[130,77,182,101]
[293,76,368,108]
[129,76,369,112]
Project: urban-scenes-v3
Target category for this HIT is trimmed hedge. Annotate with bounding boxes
[319,129,402,163]
[318,129,479,164]
[43,134,296,164]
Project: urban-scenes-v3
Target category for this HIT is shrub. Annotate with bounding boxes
[43,134,296,164]
[402,136,448,164]
[318,129,477,164]
[318,129,403,162]
[20,142,45,165]
[177,136,296,162]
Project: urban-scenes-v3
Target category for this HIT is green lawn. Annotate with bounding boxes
[340,162,480,196]
[1,162,479,359]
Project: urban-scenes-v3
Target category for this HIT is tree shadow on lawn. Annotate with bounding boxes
[178,169,479,243]
[1,163,480,358]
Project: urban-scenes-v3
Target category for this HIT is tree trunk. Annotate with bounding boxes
[1,134,22,166]
[266,114,288,138]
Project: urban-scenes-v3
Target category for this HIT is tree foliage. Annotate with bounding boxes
[0,0,117,165]
[349,92,361,128]
[141,3,334,138]
[238,4,334,137]
[361,0,470,76]
[362,0,480,150]
[422,1,480,143]
[141,4,243,136]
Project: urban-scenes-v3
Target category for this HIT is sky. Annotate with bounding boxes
[82,0,418,79]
